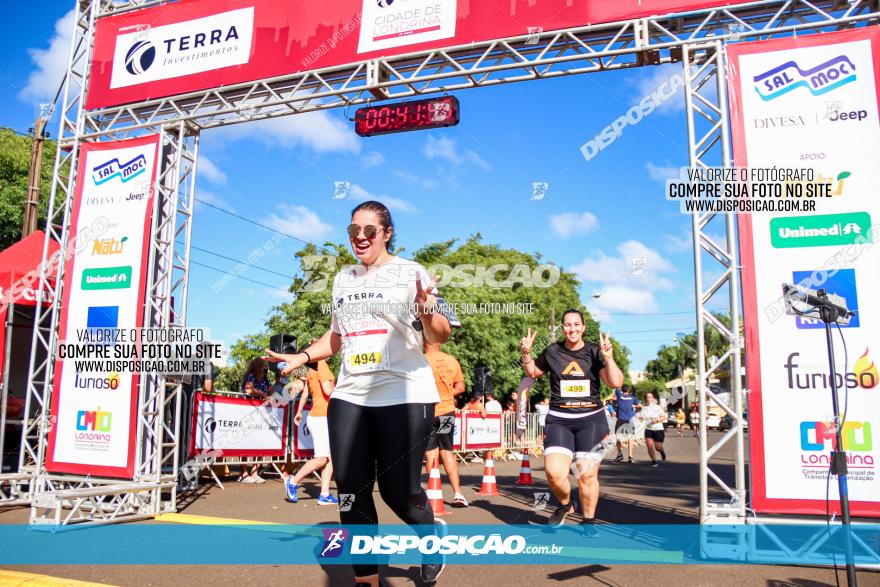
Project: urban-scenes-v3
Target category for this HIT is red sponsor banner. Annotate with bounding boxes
[728,26,880,516]
[45,135,159,478]
[462,412,503,450]
[190,391,288,458]
[87,0,752,109]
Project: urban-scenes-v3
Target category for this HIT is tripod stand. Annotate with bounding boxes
[784,284,858,586]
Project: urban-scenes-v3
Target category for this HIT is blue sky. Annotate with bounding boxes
[4,2,735,371]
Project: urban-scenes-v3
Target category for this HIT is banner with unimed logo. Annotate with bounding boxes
[728,27,880,516]
[45,135,160,478]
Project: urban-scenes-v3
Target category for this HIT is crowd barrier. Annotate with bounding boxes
[177,391,547,490]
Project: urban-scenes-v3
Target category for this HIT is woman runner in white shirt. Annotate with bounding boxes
[266,201,456,586]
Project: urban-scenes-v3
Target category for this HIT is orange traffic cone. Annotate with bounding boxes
[515,449,534,485]
[478,451,499,496]
[426,465,448,515]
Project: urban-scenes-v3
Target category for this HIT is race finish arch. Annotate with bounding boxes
[5,0,877,553]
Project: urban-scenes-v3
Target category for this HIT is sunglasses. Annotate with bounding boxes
[347,224,385,239]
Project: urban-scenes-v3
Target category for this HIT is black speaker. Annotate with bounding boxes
[269,334,297,355]
[473,364,493,397]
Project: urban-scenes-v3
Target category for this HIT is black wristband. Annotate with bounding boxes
[302,350,311,363]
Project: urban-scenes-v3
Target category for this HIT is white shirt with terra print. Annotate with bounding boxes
[641,403,666,431]
[329,257,441,407]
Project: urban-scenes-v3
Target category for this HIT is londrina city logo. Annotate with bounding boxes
[92,155,147,185]
[754,54,856,100]
[125,40,156,75]
[320,528,349,558]
[800,420,872,452]
[771,211,871,248]
[791,268,859,329]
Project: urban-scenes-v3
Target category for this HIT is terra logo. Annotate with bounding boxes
[800,421,872,451]
[754,55,857,101]
[319,528,348,558]
[125,40,157,75]
[204,417,217,434]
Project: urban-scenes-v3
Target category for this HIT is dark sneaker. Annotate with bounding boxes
[548,501,577,527]
[651,461,659,468]
[660,449,667,461]
[581,522,599,538]
[614,454,623,462]
[627,457,633,463]
[421,518,447,584]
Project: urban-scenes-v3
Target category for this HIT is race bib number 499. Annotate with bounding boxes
[561,380,590,398]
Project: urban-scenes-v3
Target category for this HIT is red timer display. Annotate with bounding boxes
[355,96,460,137]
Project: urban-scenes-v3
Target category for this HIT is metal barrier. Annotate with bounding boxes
[501,411,544,453]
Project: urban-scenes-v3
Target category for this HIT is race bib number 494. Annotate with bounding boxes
[348,344,389,373]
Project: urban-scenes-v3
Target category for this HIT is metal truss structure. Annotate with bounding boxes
[1,0,875,538]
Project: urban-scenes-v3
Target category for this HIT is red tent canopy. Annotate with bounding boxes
[0,230,60,307]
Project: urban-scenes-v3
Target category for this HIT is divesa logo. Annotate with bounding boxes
[754,54,856,101]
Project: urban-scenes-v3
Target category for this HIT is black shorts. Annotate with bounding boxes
[614,419,632,432]
[543,410,610,460]
[645,429,666,443]
[426,411,454,452]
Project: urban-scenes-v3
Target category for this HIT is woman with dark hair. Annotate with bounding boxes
[239,357,271,483]
[520,308,623,535]
[266,200,456,586]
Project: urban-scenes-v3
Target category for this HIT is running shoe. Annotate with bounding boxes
[317,494,339,506]
[651,461,659,468]
[660,449,667,461]
[285,479,299,502]
[452,493,469,508]
[241,476,258,484]
[253,475,266,484]
[614,454,623,462]
[421,518,447,584]
[581,522,599,538]
[627,457,633,463]
[548,501,577,527]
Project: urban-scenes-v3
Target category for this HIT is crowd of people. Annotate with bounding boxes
[204,200,695,586]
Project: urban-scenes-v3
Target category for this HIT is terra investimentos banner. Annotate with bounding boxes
[729,26,880,516]
[46,135,160,479]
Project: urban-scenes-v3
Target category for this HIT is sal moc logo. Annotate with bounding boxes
[110,8,254,89]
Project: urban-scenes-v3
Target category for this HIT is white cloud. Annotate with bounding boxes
[549,212,599,238]
[574,240,677,319]
[424,135,461,164]
[266,205,333,241]
[215,110,360,153]
[394,170,438,190]
[646,161,682,182]
[20,9,76,102]
[196,189,236,213]
[424,136,491,171]
[663,229,693,253]
[349,184,417,214]
[360,152,385,169]
[632,64,685,115]
[198,156,228,186]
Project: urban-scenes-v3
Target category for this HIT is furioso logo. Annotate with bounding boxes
[92,155,147,185]
[754,55,856,101]
[125,40,156,75]
[320,528,348,558]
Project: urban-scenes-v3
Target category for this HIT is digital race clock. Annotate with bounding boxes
[354,96,460,137]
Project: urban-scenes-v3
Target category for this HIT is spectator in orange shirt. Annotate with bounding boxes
[424,341,468,507]
[284,359,337,505]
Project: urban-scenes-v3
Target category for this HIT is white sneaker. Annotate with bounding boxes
[240,476,257,484]
[253,475,266,484]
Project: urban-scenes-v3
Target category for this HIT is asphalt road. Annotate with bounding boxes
[1,431,878,586]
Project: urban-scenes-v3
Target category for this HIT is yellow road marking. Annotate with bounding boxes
[155,513,276,526]
[0,570,117,586]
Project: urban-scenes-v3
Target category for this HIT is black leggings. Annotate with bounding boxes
[327,398,436,577]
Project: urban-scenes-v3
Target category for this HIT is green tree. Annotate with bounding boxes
[644,312,739,382]
[0,127,59,250]
[218,236,631,404]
